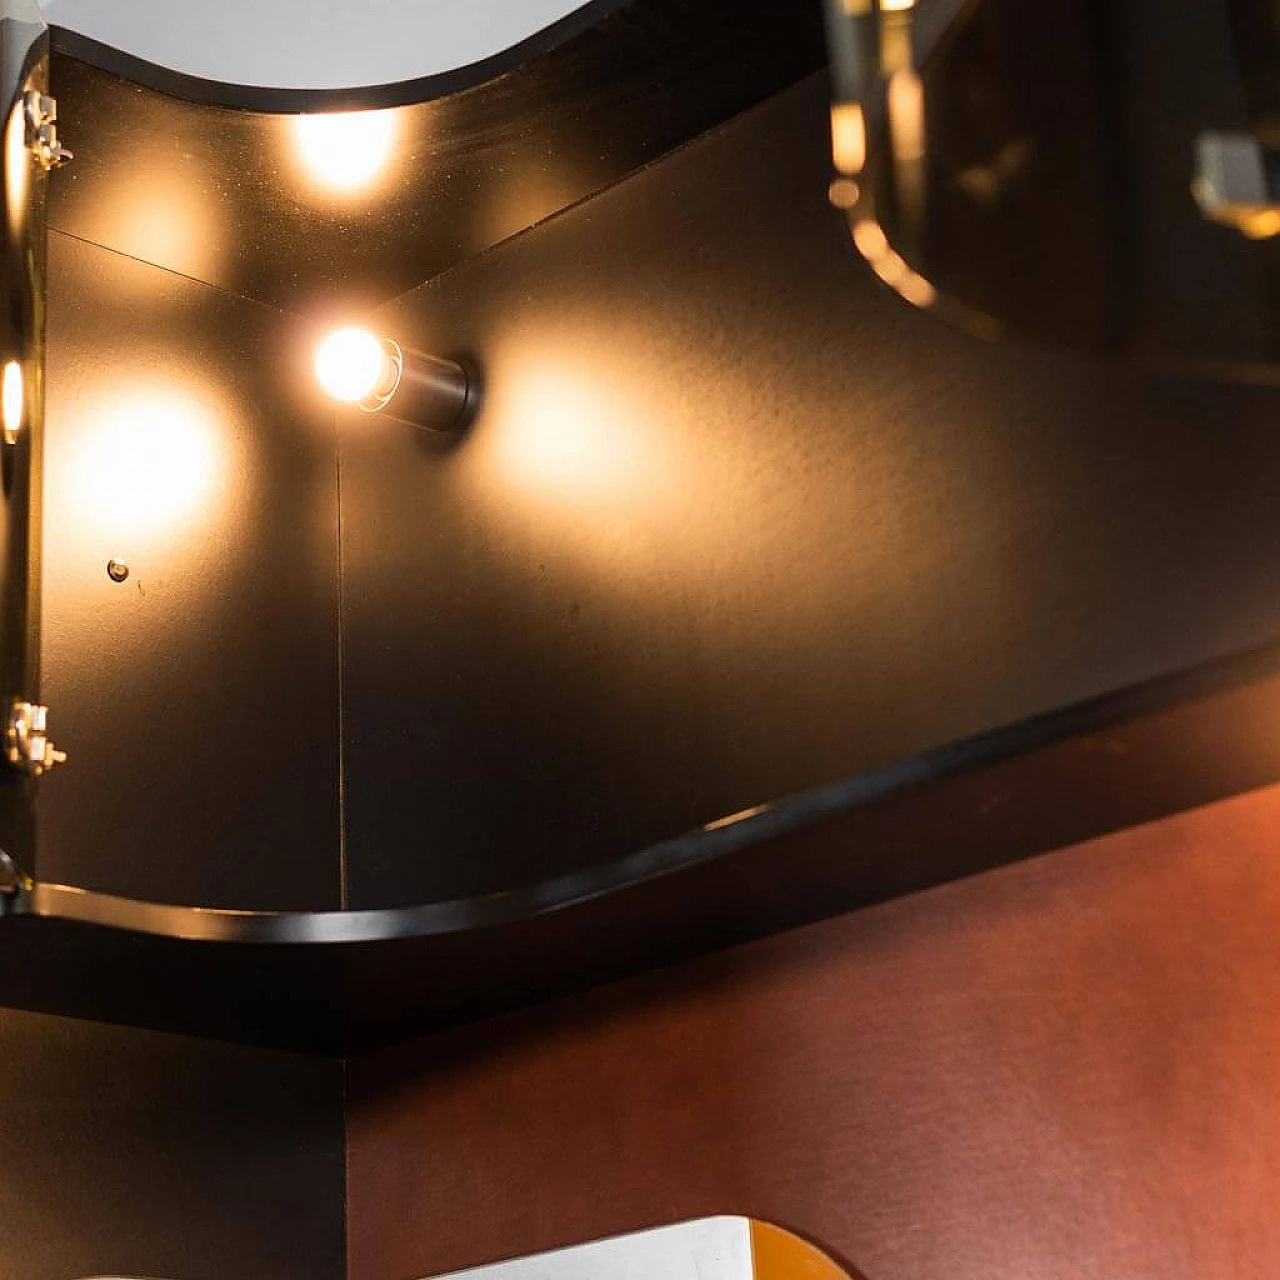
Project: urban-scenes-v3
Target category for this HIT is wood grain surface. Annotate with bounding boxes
[348,781,1280,1280]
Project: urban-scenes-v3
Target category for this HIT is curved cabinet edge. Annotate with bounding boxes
[3,638,1279,1051]
[48,0,631,111]
[13,634,1280,948]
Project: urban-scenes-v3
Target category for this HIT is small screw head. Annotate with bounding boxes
[106,558,129,583]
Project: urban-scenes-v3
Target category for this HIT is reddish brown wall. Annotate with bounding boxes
[347,782,1280,1280]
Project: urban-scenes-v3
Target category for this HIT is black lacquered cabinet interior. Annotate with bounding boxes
[39,233,343,910]
[5,7,1280,1052]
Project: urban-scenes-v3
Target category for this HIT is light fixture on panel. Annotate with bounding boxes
[314,327,473,434]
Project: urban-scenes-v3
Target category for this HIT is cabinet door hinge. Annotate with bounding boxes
[24,90,72,169]
[5,699,66,775]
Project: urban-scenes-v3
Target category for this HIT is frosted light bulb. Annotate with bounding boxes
[313,328,473,434]
[314,327,391,403]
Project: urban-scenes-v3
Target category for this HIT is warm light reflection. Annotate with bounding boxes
[466,351,693,584]
[888,69,927,235]
[870,245,909,288]
[2,361,21,443]
[4,100,28,239]
[291,110,398,194]
[475,350,693,566]
[888,71,925,163]
[852,217,936,308]
[494,368,658,500]
[64,386,223,543]
[896,268,937,307]
[1194,180,1280,240]
[828,177,861,209]
[852,218,889,259]
[880,0,916,11]
[314,326,391,403]
[1240,209,1280,239]
[879,9,914,73]
[93,170,224,285]
[830,103,867,176]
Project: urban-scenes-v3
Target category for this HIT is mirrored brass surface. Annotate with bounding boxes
[826,0,1280,379]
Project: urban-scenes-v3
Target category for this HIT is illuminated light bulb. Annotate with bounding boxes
[314,326,393,403]
[314,327,473,434]
[880,0,916,11]
[2,360,21,443]
[292,110,397,194]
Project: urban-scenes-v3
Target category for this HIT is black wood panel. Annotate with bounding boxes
[45,0,827,313]
[38,232,341,909]
[12,49,1280,1054]
[340,72,1280,909]
[0,1006,344,1280]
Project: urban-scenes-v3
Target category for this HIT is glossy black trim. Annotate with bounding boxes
[6,636,1280,1051]
[49,0,632,112]
[14,634,1280,945]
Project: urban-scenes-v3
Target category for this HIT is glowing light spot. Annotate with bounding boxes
[897,270,937,307]
[879,14,913,73]
[828,178,861,209]
[888,70,926,163]
[492,364,665,509]
[852,218,889,259]
[2,361,21,443]
[830,103,867,176]
[88,167,225,287]
[1241,209,1280,239]
[66,388,223,543]
[314,327,391,403]
[292,110,397,194]
[870,247,910,289]
[4,101,28,238]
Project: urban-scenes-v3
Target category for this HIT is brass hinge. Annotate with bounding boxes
[5,699,66,776]
[24,90,72,170]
